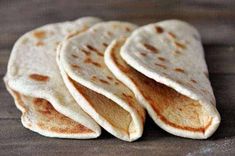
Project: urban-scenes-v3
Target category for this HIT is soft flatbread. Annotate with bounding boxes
[5,83,94,138]
[58,21,145,141]
[106,20,220,139]
[4,17,102,138]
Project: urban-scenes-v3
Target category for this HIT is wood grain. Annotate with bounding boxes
[0,0,234,155]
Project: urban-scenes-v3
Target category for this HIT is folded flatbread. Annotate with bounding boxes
[4,17,102,138]
[57,21,145,141]
[105,20,220,139]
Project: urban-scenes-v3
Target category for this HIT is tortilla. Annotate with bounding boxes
[107,20,220,139]
[4,17,102,138]
[58,21,145,141]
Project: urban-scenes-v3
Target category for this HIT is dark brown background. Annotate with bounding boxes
[0,0,235,155]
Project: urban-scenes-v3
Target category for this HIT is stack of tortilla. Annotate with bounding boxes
[4,17,220,141]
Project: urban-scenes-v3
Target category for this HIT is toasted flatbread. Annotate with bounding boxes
[106,20,220,139]
[4,17,102,138]
[57,21,145,141]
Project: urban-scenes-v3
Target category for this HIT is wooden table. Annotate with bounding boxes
[0,0,234,155]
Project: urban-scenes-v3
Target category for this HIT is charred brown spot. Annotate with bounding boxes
[91,62,102,68]
[158,57,166,62]
[140,52,147,57]
[36,41,44,46]
[191,79,197,83]
[71,54,78,58]
[174,68,185,73]
[155,26,164,33]
[175,41,186,49]
[29,74,49,82]
[168,32,177,39]
[99,79,110,85]
[155,63,167,69]
[107,76,113,80]
[71,64,80,70]
[102,42,108,47]
[86,45,97,51]
[84,57,102,68]
[86,45,103,57]
[34,31,46,39]
[81,49,91,56]
[143,43,158,53]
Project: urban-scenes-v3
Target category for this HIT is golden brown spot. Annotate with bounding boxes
[140,52,147,57]
[66,31,80,39]
[71,54,78,58]
[34,98,53,115]
[201,89,209,94]
[173,50,182,55]
[50,124,92,134]
[34,31,46,39]
[84,58,93,64]
[110,50,129,73]
[168,32,177,39]
[33,98,43,105]
[142,92,213,133]
[122,93,133,99]
[99,79,110,85]
[81,49,91,56]
[125,27,131,32]
[107,76,113,80]
[66,27,88,39]
[155,26,164,33]
[155,63,167,69]
[29,74,49,82]
[91,76,97,81]
[71,64,80,70]
[174,68,185,73]
[143,43,158,53]
[86,45,103,57]
[107,31,113,36]
[102,42,108,47]
[158,56,166,62]
[36,41,44,46]
[115,82,119,85]
[191,79,197,83]
[175,41,186,49]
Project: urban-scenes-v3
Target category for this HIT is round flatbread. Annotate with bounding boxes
[4,17,102,138]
